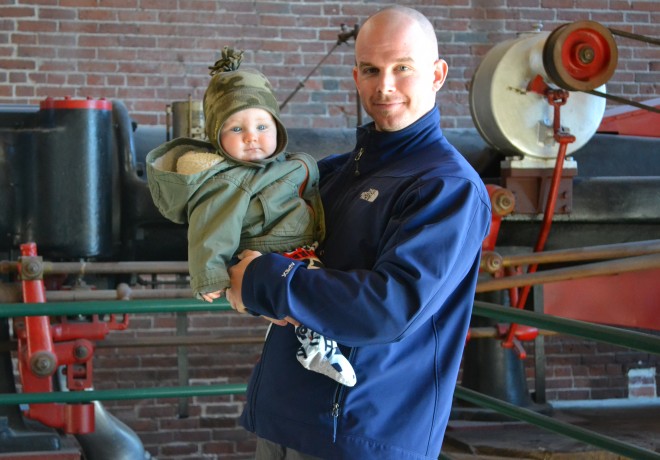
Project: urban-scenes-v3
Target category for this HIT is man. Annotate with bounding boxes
[227,5,491,460]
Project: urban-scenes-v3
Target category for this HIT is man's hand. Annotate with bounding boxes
[227,249,301,328]
[227,249,262,313]
[262,316,300,327]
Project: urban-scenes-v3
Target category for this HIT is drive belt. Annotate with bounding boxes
[586,28,660,114]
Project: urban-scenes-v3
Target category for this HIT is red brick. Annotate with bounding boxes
[1,6,36,17]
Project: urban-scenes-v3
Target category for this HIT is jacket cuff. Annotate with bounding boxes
[242,253,300,318]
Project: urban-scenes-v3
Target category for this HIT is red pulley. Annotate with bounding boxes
[543,20,618,91]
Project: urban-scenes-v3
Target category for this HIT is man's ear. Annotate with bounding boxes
[433,59,448,92]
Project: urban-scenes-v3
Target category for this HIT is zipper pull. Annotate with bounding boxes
[353,148,364,177]
[332,403,340,442]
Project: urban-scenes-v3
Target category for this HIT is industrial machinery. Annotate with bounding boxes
[0,20,658,459]
[464,20,659,412]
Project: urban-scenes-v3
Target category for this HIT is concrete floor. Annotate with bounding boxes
[442,399,660,459]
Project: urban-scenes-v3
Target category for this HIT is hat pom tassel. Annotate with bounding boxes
[209,46,244,76]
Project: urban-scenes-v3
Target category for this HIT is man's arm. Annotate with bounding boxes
[229,176,491,346]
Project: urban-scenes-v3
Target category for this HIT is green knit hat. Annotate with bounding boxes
[203,47,287,157]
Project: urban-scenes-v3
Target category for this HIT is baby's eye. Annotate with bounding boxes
[231,127,242,133]
[257,124,268,131]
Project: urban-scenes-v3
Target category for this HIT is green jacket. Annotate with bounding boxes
[146,137,325,298]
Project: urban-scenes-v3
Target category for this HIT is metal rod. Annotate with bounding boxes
[41,261,190,275]
[500,239,660,267]
[97,335,264,348]
[468,326,558,339]
[7,328,552,352]
[176,310,190,418]
[0,335,265,352]
[454,385,660,460]
[279,42,340,110]
[0,383,248,406]
[473,301,660,355]
[0,260,189,275]
[279,23,358,110]
[44,287,194,302]
[477,253,660,293]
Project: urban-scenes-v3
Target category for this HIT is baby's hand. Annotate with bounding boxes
[201,289,225,303]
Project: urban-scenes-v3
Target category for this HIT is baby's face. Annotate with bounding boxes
[220,108,278,161]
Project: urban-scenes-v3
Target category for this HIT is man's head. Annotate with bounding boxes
[353,6,448,132]
[204,47,287,157]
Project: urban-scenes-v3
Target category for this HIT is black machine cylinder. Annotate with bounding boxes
[5,97,114,259]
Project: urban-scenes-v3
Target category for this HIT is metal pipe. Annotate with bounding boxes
[1,259,188,276]
[473,301,660,355]
[9,328,549,352]
[98,335,264,348]
[45,287,194,302]
[454,385,660,460]
[0,334,264,352]
[477,253,660,293]
[501,239,660,267]
[0,383,248,405]
[468,326,557,339]
[45,261,188,275]
[75,401,151,460]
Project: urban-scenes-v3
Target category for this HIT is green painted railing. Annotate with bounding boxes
[0,298,233,317]
[474,300,660,355]
[0,384,248,405]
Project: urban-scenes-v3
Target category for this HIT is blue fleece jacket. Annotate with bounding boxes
[239,107,492,460]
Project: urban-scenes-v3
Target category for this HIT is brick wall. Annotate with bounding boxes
[0,1,658,130]
[526,335,660,401]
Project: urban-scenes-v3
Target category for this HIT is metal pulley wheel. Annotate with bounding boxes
[469,23,610,159]
[543,20,618,91]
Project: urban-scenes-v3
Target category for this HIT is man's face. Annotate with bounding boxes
[353,16,446,132]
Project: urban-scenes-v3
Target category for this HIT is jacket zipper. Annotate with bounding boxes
[332,402,340,442]
[331,346,355,442]
[353,148,364,177]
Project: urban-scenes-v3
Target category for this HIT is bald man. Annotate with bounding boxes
[228,6,491,459]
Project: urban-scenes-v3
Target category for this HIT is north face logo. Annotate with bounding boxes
[360,188,379,202]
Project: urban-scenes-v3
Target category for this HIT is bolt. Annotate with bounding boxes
[24,261,40,276]
[29,351,57,377]
[578,46,595,65]
[74,345,90,360]
[20,256,43,279]
[481,252,503,274]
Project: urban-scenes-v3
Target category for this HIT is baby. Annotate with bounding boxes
[146,47,356,387]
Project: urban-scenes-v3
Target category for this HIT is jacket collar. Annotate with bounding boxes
[352,106,444,174]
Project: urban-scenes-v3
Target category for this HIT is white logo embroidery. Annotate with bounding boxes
[281,262,295,277]
[360,188,379,202]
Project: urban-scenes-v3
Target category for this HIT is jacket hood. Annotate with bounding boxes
[145,137,286,224]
